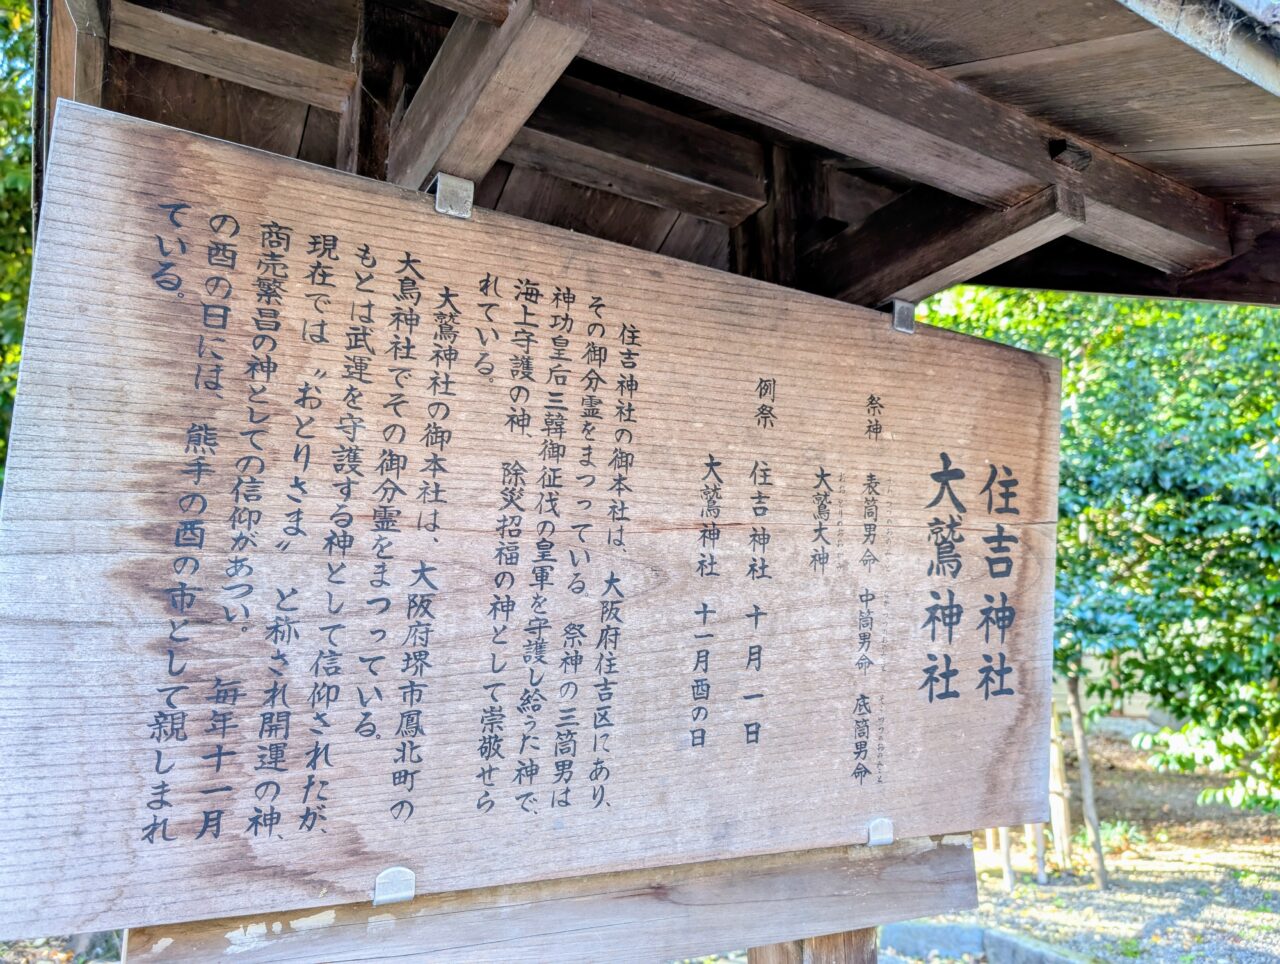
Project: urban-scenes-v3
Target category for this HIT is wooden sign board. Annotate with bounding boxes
[125,837,977,962]
[0,104,1058,938]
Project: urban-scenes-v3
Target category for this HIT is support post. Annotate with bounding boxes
[38,0,107,231]
[45,0,107,131]
[1028,822,1048,884]
[998,826,1015,893]
[749,927,878,964]
[1049,700,1073,870]
[731,144,797,285]
[336,2,447,180]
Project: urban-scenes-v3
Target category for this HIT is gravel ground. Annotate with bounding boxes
[912,723,1280,964]
[940,836,1280,963]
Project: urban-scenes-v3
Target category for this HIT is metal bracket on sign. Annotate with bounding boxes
[890,299,916,334]
[372,865,416,906]
[866,817,895,846]
[427,172,475,220]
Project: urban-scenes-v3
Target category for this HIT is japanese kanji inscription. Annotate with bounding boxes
[0,105,1060,936]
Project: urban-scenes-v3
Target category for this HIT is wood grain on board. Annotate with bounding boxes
[126,837,976,962]
[1121,143,1280,209]
[104,50,310,158]
[123,0,361,69]
[0,105,1057,936]
[773,0,1152,68]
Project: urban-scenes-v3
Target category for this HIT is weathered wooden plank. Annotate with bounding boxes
[588,0,1230,274]
[1121,143,1280,209]
[502,77,767,225]
[804,184,1085,306]
[431,0,1231,274]
[498,164,680,249]
[109,0,356,111]
[386,0,590,189]
[103,50,310,157]
[658,212,731,270]
[588,0,1041,209]
[772,0,1152,69]
[125,837,974,962]
[937,27,1280,154]
[297,107,341,167]
[1,105,1056,936]
[47,0,106,116]
[124,0,360,69]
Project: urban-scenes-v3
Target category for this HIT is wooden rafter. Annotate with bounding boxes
[501,77,766,225]
[109,1,356,111]
[97,1,762,222]
[385,0,590,189]
[803,184,1086,306]
[430,0,1233,276]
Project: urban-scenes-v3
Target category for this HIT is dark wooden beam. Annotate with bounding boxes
[430,0,1231,275]
[336,3,447,179]
[978,225,1280,307]
[732,144,797,285]
[824,169,901,230]
[386,0,590,190]
[502,77,766,225]
[103,49,311,157]
[803,184,1085,306]
[109,0,355,111]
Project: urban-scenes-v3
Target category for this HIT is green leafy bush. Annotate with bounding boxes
[1074,819,1146,855]
[0,0,32,485]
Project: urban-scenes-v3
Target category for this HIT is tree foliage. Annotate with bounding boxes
[0,0,32,484]
[922,287,1280,810]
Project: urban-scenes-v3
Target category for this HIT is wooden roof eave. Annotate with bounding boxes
[43,0,1278,306]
